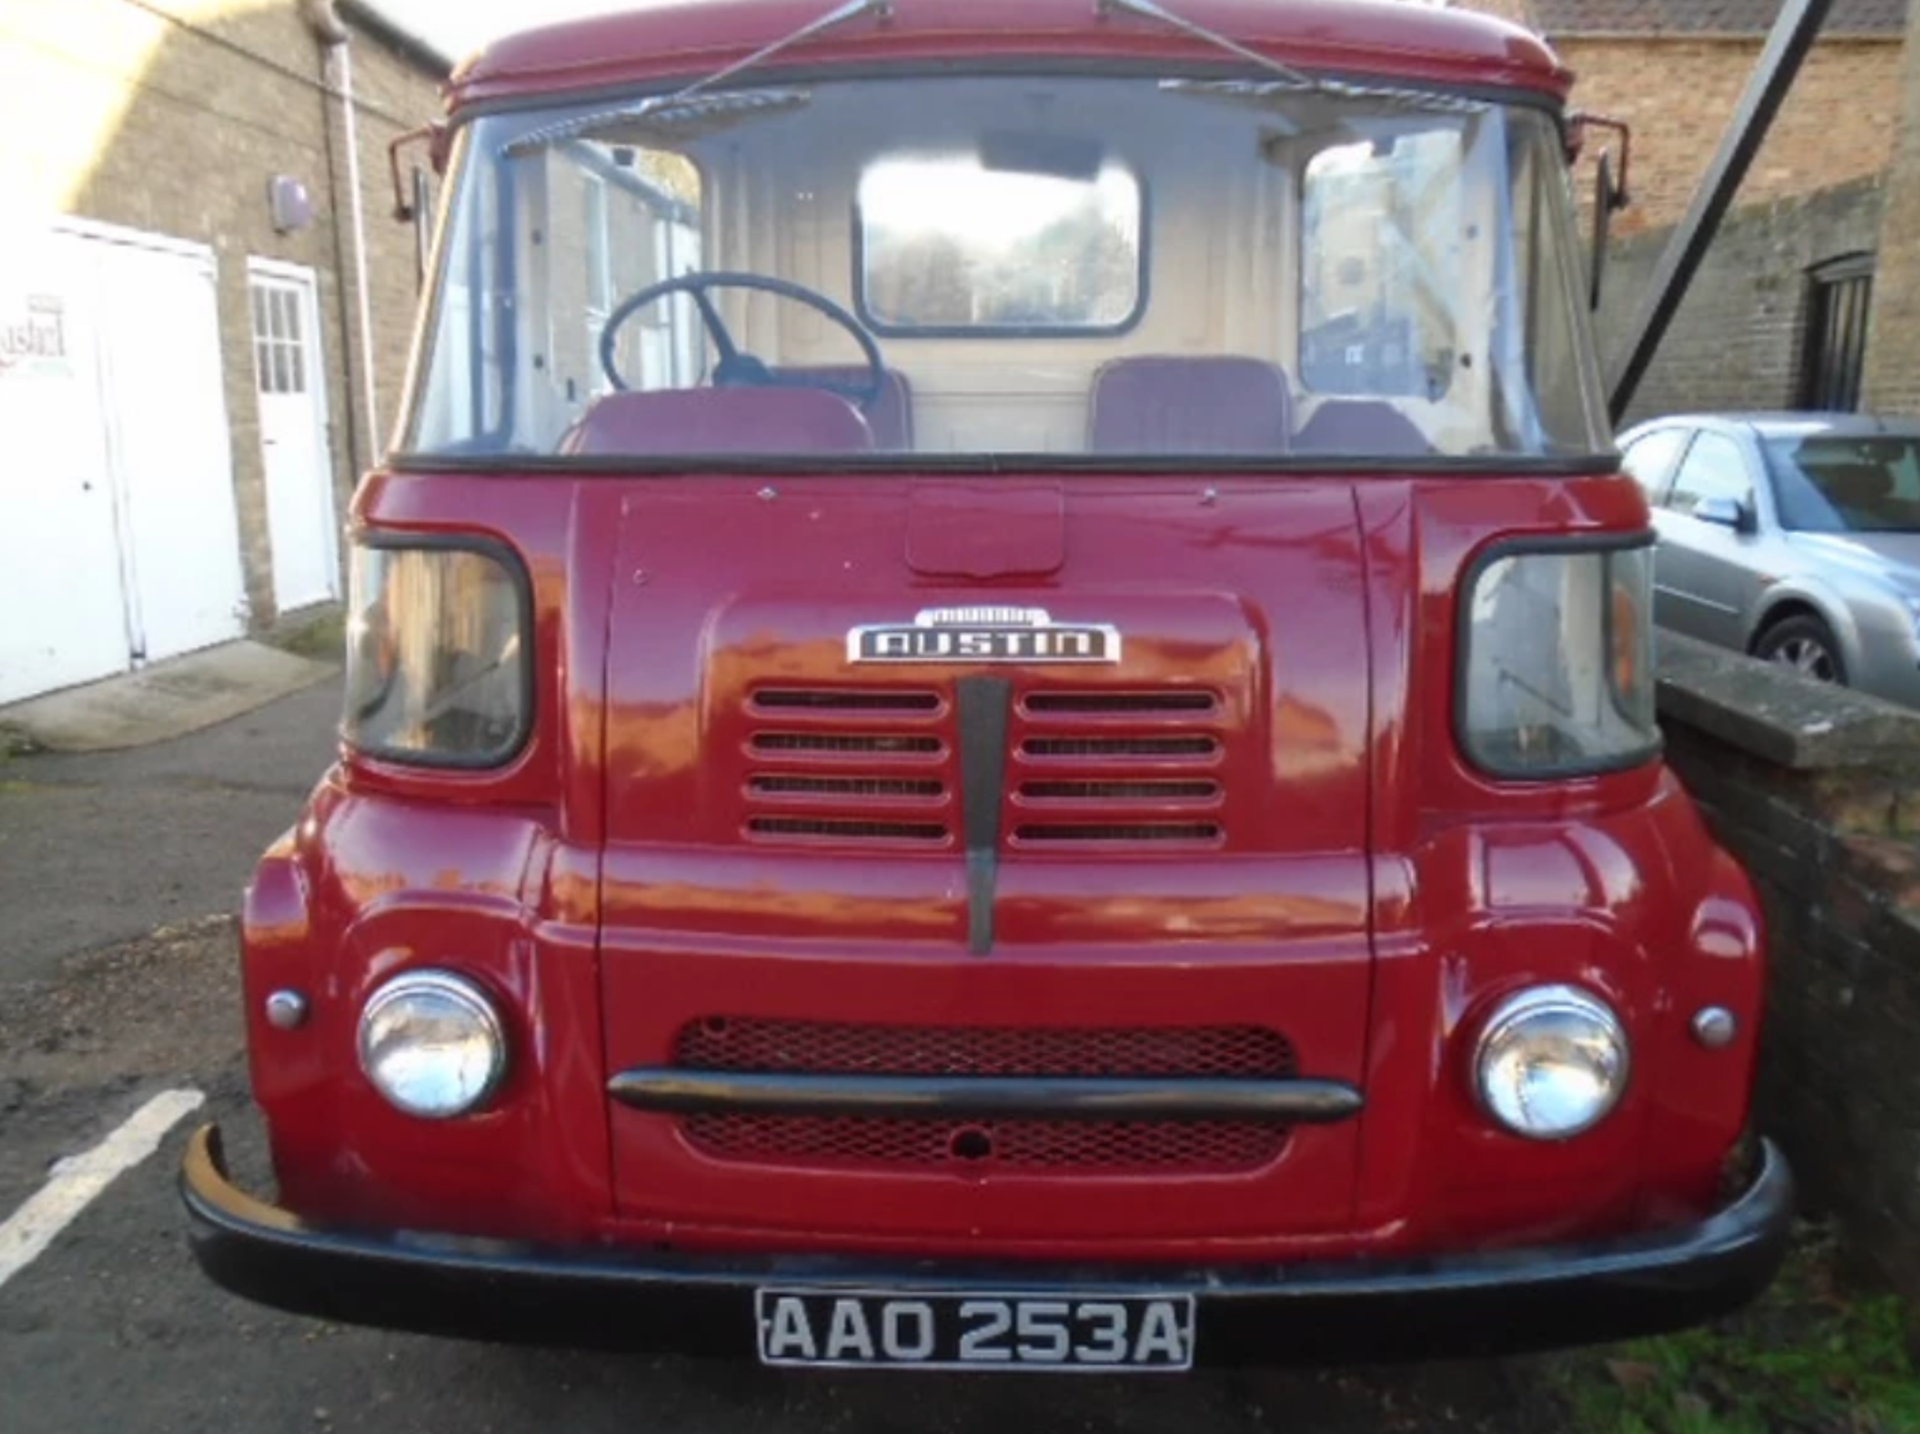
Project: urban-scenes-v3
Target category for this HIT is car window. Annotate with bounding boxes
[1766,434,1920,533]
[1620,428,1690,504]
[1666,431,1753,515]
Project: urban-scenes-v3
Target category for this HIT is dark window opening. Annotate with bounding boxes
[1799,254,1874,412]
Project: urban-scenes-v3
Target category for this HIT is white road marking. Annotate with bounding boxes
[0,1088,205,1292]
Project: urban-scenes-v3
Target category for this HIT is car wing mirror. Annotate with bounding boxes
[1694,496,1756,532]
[1569,113,1632,311]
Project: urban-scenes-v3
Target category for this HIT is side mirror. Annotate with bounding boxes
[388,122,451,221]
[1569,113,1632,310]
[1694,496,1756,532]
[389,123,450,290]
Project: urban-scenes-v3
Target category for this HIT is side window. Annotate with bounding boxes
[1300,127,1464,400]
[1666,432,1754,515]
[1620,428,1690,505]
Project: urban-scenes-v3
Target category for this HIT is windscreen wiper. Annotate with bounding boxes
[1103,0,1487,114]
[504,0,893,156]
[1097,0,1316,91]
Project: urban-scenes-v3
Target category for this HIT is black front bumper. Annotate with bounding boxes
[182,1125,1793,1364]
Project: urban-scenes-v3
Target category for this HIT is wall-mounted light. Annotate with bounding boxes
[268,176,314,235]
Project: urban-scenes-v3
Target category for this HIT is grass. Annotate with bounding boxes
[1548,1228,1920,1434]
[267,608,346,663]
[0,724,41,762]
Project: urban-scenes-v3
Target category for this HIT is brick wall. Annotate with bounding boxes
[1863,0,1920,415]
[1454,5,1905,234]
[1593,178,1884,424]
[1657,633,1920,1302]
[1560,37,1903,235]
[0,0,444,625]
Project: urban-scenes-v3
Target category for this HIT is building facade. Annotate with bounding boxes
[0,0,448,705]
[1461,0,1911,425]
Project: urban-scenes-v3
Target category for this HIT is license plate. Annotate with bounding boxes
[754,1288,1196,1371]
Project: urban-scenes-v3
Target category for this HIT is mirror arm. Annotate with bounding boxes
[388,122,449,222]
[1570,111,1633,211]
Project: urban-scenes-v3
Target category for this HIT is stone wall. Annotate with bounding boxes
[1658,631,1920,1301]
[1594,178,1885,426]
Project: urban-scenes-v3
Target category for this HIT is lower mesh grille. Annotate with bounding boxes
[671,1019,1295,1174]
[681,1114,1289,1171]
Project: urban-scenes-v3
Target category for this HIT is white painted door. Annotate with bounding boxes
[0,229,130,704]
[104,240,248,663]
[249,264,338,612]
[0,221,248,705]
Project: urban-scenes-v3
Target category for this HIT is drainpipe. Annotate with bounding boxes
[305,0,382,468]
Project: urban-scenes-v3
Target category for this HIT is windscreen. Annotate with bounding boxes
[403,74,1608,464]
[1766,435,1920,533]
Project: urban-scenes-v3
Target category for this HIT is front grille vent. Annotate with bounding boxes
[1022,735,1219,759]
[753,688,940,713]
[1025,691,1218,715]
[750,775,944,799]
[1014,822,1223,845]
[746,817,947,843]
[1019,780,1219,802]
[752,732,943,756]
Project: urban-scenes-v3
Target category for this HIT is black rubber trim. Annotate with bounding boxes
[605,1069,1364,1121]
[183,1127,1794,1362]
[1453,528,1664,784]
[956,676,1012,955]
[381,451,1624,478]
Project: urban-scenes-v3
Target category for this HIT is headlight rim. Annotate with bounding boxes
[357,968,510,1121]
[1472,981,1630,1141]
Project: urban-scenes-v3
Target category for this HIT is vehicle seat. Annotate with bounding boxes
[1292,400,1435,457]
[773,366,916,451]
[1087,356,1293,454]
[561,389,875,456]
[1819,461,1894,515]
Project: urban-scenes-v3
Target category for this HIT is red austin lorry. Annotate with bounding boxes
[182,0,1792,1369]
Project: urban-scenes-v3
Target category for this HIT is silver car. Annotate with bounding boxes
[1618,412,1920,707]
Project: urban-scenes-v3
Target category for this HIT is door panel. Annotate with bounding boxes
[0,231,129,703]
[250,266,339,612]
[1655,431,1760,650]
[104,241,248,661]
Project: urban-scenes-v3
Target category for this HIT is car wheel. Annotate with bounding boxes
[1755,614,1848,685]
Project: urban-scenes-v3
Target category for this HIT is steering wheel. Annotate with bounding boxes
[598,271,886,412]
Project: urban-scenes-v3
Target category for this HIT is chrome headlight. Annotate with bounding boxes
[358,971,507,1120]
[1474,985,1629,1140]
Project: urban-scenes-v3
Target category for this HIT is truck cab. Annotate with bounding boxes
[183,0,1791,1369]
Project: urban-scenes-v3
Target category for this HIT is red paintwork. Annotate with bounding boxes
[447,0,1572,113]
[233,0,1761,1271]
[241,468,1765,1258]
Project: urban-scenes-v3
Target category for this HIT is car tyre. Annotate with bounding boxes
[1755,614,1848,686]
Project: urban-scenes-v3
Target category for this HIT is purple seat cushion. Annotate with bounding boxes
[1292,400,1434,457]
[773,366,916,451]
[1088,356,1293,454]
[562,389,875,456]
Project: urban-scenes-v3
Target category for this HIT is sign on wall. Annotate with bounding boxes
[0,292,73,380]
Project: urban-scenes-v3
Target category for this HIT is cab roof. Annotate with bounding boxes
[449,0,1570,113]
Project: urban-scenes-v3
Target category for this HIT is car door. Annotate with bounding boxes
[1654,429,1764,650]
